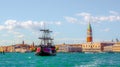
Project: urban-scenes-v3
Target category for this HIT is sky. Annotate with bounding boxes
[0,0,120,45]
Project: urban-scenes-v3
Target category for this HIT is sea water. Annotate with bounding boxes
[0,52,120,67]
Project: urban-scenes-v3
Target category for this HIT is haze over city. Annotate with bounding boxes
[0,0,120,45]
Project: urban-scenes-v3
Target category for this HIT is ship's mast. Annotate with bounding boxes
[39,29,53,45]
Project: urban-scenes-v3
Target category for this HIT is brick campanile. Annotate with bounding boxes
[87,22,93,42]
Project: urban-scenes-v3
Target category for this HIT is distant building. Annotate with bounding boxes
[112,42,120,52]
[55,44,82,52]
[7,45,15,52]
[67,44,82,52]
[29,42,36,52]
[56,42,114,53]
[102,42,114,52]
[55,44,68,52]
[0,41,37,53]
[14,43,31,53]
[0,46,4,52]
[82,42,101,52]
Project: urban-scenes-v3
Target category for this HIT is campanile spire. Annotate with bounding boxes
[87,22,93,42]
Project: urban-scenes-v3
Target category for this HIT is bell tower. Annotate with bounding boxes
[87,22,93,42]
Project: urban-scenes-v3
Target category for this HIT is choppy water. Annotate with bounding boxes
[0,52,120,67]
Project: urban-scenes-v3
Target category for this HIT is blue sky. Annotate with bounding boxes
[0,0,120,45]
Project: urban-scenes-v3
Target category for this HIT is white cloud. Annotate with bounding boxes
[65,11,120,24]
[109,11,119,15]
[8,31,21,35]
[6,25,14,30]
[4,20,21,30]
[5,20,17,25]
[76,12,91,22]
[17,34,24,38]
[40,21,45,27]
[55,21,61,25]
[76,12,91,17]
[21,21,33,28]
[0,20,49,31]
[64,16,77,23]
[0,20,63,45]
[0,25,5,30]
[20,21,44,30]
[0,19,63,39]
[83,12,120,23]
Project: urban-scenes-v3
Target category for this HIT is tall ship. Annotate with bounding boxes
[35,29,56,56]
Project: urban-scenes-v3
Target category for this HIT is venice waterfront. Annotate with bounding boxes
[0,52,120,67]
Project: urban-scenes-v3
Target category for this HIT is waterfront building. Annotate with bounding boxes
[112,42,120,52]
[0,41,37,53]
[82,42,101,52]
[14,43,31,53]
[55,44,82,52]
[82,42,114,52]
[7,46,15,52]
[30,42,36,52]
[55,44,67,52]
[102,42,114,52]
[0,46,4,52]
[67,44,82,52]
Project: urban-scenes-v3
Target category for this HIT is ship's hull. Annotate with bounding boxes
[35,52,56,56]
[35,45,56,56]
